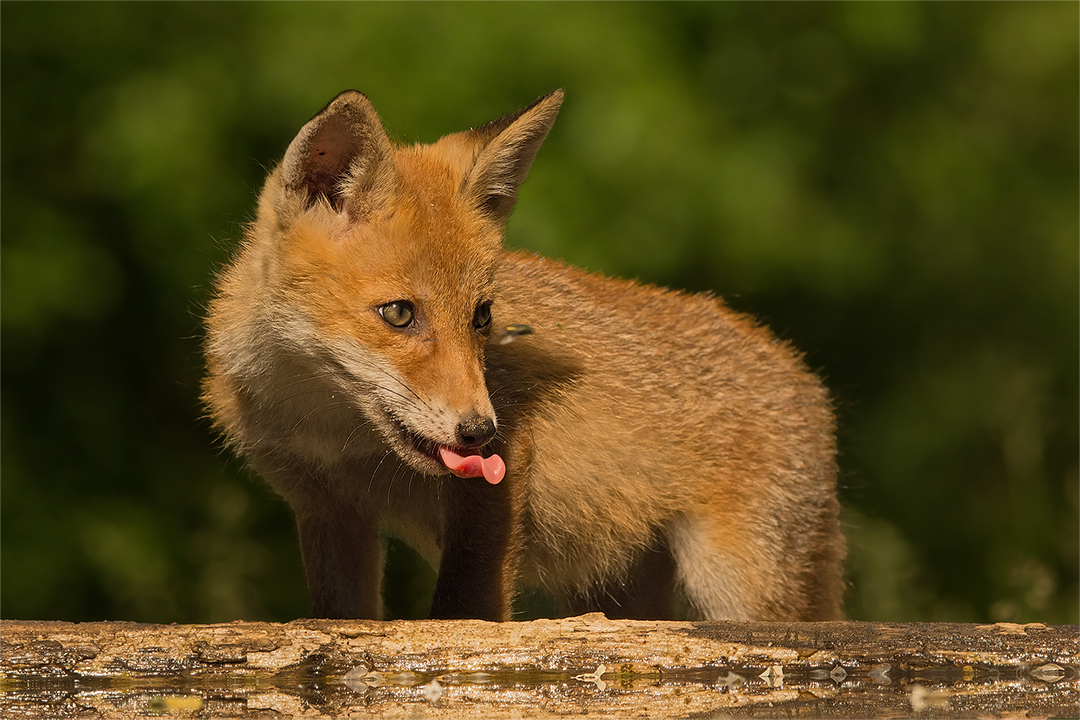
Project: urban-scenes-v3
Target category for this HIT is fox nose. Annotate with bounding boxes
[456,413,497,448]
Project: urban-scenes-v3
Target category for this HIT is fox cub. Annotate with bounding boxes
[204,90,845,621]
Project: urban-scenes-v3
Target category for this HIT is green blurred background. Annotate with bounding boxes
[2,2,1077,625]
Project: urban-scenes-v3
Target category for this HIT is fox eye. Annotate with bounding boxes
[473,301,493,333]
[379,300,415,328]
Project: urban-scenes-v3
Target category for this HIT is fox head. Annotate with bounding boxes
[207,90,562,481]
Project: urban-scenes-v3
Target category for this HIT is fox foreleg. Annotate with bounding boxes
[429,476,520,620]
[294,493,383,620]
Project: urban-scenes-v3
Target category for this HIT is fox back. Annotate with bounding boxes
[204,90,845,621]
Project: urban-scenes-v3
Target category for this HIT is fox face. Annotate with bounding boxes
[208,90,562,485]
[276,193,501,478]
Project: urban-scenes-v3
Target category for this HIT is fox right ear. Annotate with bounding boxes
[461,89,564,225]
[280,90,396,218]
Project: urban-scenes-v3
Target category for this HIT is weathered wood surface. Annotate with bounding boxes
[2,615,1077,719]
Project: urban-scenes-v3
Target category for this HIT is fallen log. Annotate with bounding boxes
[1,615,1076,719]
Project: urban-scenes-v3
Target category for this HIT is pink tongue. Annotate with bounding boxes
[438,447,506,485]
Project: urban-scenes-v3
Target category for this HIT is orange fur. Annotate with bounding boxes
[204,90,845,620]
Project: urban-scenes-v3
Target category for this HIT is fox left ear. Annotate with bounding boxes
[461,90,563,225]
[280,90,397,218]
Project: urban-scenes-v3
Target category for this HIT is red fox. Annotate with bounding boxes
[203,90,845,621]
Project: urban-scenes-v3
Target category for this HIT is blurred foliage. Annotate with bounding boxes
[2,2,1076,625]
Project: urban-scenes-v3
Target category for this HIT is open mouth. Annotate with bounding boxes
[380,410,506,484]
[396,421,444,466]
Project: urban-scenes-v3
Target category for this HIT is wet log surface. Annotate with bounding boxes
[2,615,1077,718]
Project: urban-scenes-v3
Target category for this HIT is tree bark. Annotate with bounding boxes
[2,616,1076,718]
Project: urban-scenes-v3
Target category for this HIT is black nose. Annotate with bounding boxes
[456,413,497,448]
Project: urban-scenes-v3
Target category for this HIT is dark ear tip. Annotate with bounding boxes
[313,89,372,118]
[331,89,368,104]
[532,89,564,113]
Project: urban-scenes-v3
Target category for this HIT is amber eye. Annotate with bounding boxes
[473,301,493,333]
[379,300,415,328]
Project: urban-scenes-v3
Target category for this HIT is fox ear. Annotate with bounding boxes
[462,90,563,225]
[280,90,396,217]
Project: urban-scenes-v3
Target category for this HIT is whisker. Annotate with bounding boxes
[386,458,408,505]
[287,399,353,435]
[325,352,433,412]
[368,448,396,494]
[340,418,376,454]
